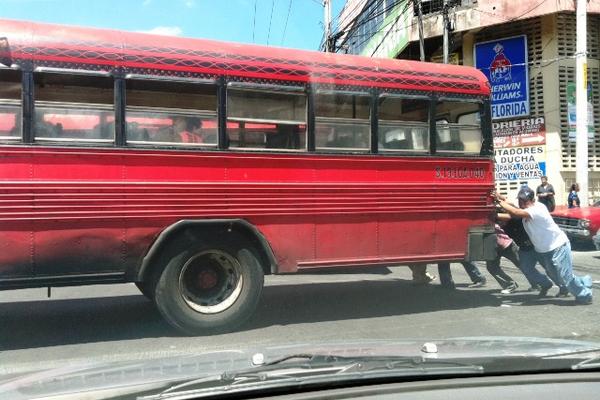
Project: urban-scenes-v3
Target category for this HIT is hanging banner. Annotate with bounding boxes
[567,81,594,141]
[494,145,546,182]
[474,35,529,120]
[493,116,546,148]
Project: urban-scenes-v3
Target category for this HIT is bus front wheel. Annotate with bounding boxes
[154,240,264,335]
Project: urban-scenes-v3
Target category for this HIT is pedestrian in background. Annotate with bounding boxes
[536,176,555,212]
[568,183,581,208]
[496,186,592,304]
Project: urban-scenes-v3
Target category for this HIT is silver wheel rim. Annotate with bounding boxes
[178,250,243,314]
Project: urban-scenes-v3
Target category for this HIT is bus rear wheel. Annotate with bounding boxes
[154,240,264,335]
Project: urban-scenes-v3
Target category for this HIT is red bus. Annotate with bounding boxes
[0,19,496,334]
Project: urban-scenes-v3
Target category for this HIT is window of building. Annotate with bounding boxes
[315,92,370,151]
[34,73,114,142]
[126,79,217,146]
[435,100,482,154]
[227,88,306,150]
[0,69,21,140]
[378,96,429,152]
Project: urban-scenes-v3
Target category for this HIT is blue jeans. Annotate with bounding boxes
[518,248,554,289]
[438,262,485,286]
[540,242,593,302]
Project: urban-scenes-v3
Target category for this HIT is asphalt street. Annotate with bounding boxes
[1,249,599,376]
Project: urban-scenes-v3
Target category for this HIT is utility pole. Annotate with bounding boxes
[576,0,589,205]
[442,0,449,63]
[323,0,332,52]
[416,0,425,61]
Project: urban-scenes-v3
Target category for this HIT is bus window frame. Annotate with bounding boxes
[0,66,23,143]
[433,96,486,157]
[32,69,116,145]
[123,76,219,149]
[3,65,493,158]
[377,92,432,155]
[313,88,372,154]
[226,83,309,153]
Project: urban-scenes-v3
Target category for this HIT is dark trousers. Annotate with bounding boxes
[438,261,485,286]
[486,242,518,289]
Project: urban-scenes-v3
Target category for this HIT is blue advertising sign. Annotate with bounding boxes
[474,35,529,120]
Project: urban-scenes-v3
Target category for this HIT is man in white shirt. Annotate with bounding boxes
[495,186,593,304]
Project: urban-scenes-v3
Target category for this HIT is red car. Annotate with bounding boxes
[551,201,600,247]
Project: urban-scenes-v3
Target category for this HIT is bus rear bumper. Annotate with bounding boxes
[465,226,497,262]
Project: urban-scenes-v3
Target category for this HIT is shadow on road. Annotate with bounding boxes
[0,279,505,350]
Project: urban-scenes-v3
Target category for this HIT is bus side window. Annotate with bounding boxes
[227,88,307,151]
[0,69,21,141]
[125,79,218,147]
[378,96,429,153]
[34,73,114,143]
[314,92,370,152]
[435,100,482,154]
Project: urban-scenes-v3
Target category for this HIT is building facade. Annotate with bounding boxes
[335,0,600,205]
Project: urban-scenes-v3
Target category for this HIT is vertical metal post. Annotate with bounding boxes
[217,77,228,149]
[22,70,34,144]
[576,0,589,205]
[324,0,332,52]
[114,77,126,147]
[416,0,425,62]
[307,84,315,151]
[443,0,449,64]
[370,89,378,154]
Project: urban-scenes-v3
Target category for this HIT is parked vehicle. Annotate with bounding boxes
[552,203,600,246]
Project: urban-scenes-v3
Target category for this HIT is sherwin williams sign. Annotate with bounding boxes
[474,35,529,120]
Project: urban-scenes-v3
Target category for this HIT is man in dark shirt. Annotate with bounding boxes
[536,176,555,212]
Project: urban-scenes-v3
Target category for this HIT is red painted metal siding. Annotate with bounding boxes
[0,146,494,277]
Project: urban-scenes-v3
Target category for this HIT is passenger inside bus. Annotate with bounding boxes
[266,124,301,149]
[437,128,465,151]
[173,116,203,144]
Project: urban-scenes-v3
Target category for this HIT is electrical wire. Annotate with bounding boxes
[344,0,412,53]
[336,0,403,51]
[266,0,275,45]
[322,0,380,50]
[281,0,293,45]
[252,0,258,43]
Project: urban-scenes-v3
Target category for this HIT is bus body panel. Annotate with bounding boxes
[0,146,493,282]
[0,19,490,97]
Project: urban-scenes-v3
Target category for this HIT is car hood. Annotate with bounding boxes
[552,205,600,220]
[2,337,600,400]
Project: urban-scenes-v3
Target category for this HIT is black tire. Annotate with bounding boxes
[153,238,264,335]
[135,281,154,300]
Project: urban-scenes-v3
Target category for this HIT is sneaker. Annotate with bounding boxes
[538,284,553,298]
[441,282,456,290]
[413,272,436,284]
[527,285,541,292]
[575,296,593,305]
[556,287,570,298]
[468,279,487,288]
[500,282,519,294]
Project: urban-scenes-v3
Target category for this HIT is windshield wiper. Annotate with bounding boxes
[141,354,483,400]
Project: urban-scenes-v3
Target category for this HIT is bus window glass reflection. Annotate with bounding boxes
[226,88,307,151]
[435,101,482,154]
[34,73,114,142]
[126,79,217,146]
[378,96,429,152]
[0,69,21,140]
[314,92,370,151]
